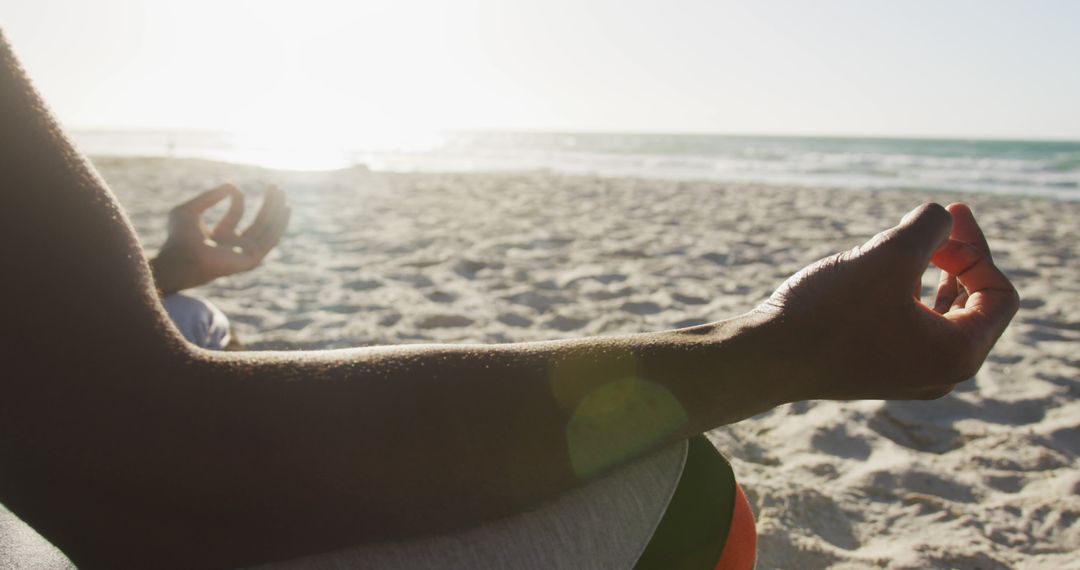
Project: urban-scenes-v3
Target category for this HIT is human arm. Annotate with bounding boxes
[150,183,290,295]
[0,32,1017,569]
[7,201,1014,570]
[0,33,785,567]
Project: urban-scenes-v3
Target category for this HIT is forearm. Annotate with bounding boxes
[144,311,787,563]
[4,310,790,569]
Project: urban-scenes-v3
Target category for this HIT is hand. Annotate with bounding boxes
[758,202,1019,401]
[151,184,290,295]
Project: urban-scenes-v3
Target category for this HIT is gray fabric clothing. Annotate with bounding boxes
[0,442,686,569]
[254,442,688,570]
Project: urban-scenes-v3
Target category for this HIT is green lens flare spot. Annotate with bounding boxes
[566,377,689,479]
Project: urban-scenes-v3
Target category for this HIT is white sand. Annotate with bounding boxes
[94,157,1080,569]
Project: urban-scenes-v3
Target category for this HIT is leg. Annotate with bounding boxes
[716,484,757,570]
[636,436,757,570]
[253,442,688,569]
[253,438,756,570]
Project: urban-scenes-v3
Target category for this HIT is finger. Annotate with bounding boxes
[866,203,953,282]
[913,256,933,301]
[913,254,934,301]
[255,206,291,256]
[174,183,238,217]
[931,238,1019,343]
[933,239,1012,297]
[242,207,290,268]
[945,203,992,260]
[933,269,957,313]
[938,203,984,311]
[951,289,969,311]
[244,186,285,238]
[212,186,245,239]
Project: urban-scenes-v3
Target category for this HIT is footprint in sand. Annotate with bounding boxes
[416,314,475,329]
[585,287,635,301]
[379,313,402,327]
[1043,420,1080,455]
[281,318,314,331]
[426,290,458,303]
[592,273,628,285]
[984,473,1025,493]
[330,265,362,273]
[671,293,709,305]
[230,314,264,327]
[560,272,628,287]
[1025,327,1073,343]
[323,304,362,314]
[544,314,589,332]
[767,489,860,551]
[621,301,664,315]
[1019,298,1045,309]
[393,274,436,289]
[504,291,567,313]
[870,469,977,503]
[343,279,383,291]
[1025,316,1080,332]
[809,423,872,460]
[867,400,965,454]
[497,312,533,328]
[453,258,490,279]
[549,280,573,292]
[700,252,730,265]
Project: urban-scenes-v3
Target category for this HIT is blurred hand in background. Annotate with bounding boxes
[151,184,290,295]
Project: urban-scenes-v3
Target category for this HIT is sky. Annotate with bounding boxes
[2,0,1079,142]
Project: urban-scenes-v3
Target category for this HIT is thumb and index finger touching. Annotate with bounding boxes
[930,204,1018,343]
[173,183,290,258]
[212,184,246,238]
[944,203,991,259]
[174,183,289,237]
[242,186,291,258]
[932,203,987,312]
[873,202,953,276]
[881,201,1018,348]
[171,183,246,238]
[174,183,242,219]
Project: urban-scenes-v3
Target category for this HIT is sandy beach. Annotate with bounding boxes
[95,156,1080,569]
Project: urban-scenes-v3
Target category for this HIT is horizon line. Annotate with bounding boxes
[67,125,1080,145]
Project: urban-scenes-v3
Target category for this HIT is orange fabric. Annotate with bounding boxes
[715,484,757,570]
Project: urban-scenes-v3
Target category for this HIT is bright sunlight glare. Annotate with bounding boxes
[4,0,1080,171]
[202,0,464,170]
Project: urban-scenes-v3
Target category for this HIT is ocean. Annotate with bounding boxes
[73,130,1080,200]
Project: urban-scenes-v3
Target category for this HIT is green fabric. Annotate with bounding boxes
[634,436,737,570]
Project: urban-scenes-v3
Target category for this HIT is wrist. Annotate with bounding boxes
[149,250,189,296]
[742,304,830,404]
[649,309,805,432]
[706,309,807,417]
